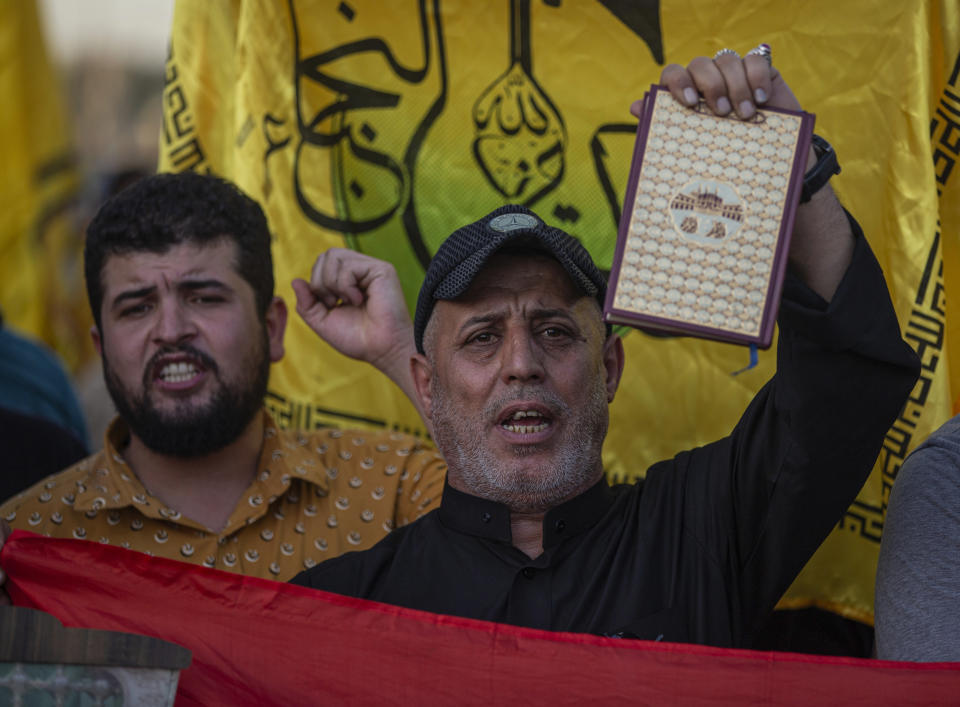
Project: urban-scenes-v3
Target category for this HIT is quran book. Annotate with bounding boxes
[604,85,814,348]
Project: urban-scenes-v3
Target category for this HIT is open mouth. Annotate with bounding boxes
[158,360,202,383]
[500,409,551,434]
[148,351,211,389]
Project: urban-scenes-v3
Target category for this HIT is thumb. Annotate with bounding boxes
[291,278,331,334]
[291,278,317,316]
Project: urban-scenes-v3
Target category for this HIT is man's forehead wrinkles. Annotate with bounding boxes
[452,280,596,313]
[459,282,578,310]
[432,255,596,339]
[112,270,205,296]
[108,251,226,288]
[162,265,220,286]
[464,258,583,303]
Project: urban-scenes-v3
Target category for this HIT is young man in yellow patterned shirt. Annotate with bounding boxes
[0,172,445,581]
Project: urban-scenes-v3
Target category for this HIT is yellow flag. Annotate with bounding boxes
[160,0,959,624]
[0,0,89,370]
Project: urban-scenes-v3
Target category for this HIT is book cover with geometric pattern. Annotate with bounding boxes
[605,85,813,347]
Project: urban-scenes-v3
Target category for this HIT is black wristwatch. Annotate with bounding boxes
[800,134,841,203]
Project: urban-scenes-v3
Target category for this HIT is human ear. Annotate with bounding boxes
[90,325,103,357]
[411,353,434,419]
[602,333,625,402]
[265,296,288,362]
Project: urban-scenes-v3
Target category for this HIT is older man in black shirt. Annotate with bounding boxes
[291,54,920,647]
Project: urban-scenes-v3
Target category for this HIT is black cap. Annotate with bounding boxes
[414,205,607,354]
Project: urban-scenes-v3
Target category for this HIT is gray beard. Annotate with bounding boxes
[430,379,608,514]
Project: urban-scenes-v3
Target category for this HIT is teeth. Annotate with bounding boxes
[503,423,548,434]
[503,410,548,433]
[159,361,198,383]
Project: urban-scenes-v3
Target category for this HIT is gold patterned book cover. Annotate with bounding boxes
[604,85,814,347]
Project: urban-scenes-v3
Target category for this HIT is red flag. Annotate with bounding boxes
[3,530,958,706]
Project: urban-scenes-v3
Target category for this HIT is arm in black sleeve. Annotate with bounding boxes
[656,212,919,645]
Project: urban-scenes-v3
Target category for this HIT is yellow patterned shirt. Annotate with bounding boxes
[0,410,446,581]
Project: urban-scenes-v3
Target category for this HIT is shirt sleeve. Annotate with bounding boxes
[874,419,960,661]
[650,212,921,643]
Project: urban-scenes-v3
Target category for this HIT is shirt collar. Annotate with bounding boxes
[438,476,615,548]
[72,411,332,525]
[71,418,152,514]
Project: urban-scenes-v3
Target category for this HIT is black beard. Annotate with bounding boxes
[103,340,269,458]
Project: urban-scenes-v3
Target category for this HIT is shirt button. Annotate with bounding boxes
[481,512,492,523]
[522,567,536,579]
[554,519,566,532]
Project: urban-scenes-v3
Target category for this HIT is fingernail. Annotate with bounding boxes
[739,100,755,118]
[683,87,698,106]
[716,97,732,114]
[754,88,767,103]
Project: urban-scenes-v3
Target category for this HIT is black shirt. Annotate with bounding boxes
[0,406,88,503]
[292,223,920,648]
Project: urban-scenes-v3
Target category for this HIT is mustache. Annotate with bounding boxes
[142,344,219,387]
[484,387,570,424]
